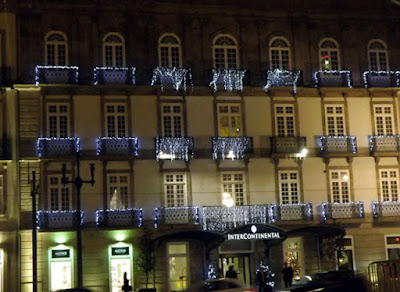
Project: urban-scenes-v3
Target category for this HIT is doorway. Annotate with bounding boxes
[219,256,251,285]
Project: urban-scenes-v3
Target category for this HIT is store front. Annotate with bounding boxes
[49,246,73,292]
[109,243,133,292]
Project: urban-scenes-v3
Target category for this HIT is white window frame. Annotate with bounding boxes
[107,173,130,209]
[278,170,300,204]
[274,104,296,137]
[102,32,126,67]
[329,170,350,203]
[164,173,187,207]
[324,104,346,136]
[161,103,184,137]
[45,31,68,66]
[212,34,239,69]
[336,236,356,272]
[48,175,72,211]
[167,242,189,292]
[221,172,246,206]
[385,235,400,260]
[269,36,291,70]
[379,169,399,201]
[373,104,395,135]
[47,102,70,138]
[158,33,182,68]
[104,103,127,137]
[217,103,242,137]
[319,38,341,70]
[368,39,389,71]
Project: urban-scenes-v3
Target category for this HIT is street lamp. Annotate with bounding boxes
[62,152,95,288]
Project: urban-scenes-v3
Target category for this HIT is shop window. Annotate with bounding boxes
[373,104,394,135]
[329,170,350,203]
[168,242,189,291]
[47,102,70,138]
[283,237,304,282]
[49,247,72,291]
[368,40,389,71]
[158,33,182,68]
[279,171,300,204]
[386,235,400,260]
[274,104,295,137]
[269,36,291,70]
[164,173,187,207]
[319,38,340,70]
[103,32,125,67]
[45,31,68,66]
[105,103,127,137]
[221,172,246,206]
[217,103,242,137]
[161,103,184,137]
[212,34,239,69]
[336,236,355,271]
[324,104,346,136]
[107,174,130,209]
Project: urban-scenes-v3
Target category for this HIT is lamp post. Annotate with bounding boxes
[30,171,38,292]
[62,152,95,288]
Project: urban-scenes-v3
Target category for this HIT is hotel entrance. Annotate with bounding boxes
[219,256,251,285]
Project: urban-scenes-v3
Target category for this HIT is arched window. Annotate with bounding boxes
[368,40,389,71]
[269,37,291,70]
[45,31,68,66]
[158,33,182,67]
[103,32,125,67]
[319,38,340,70]
[212,34,239,69]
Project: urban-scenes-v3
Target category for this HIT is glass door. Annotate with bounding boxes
[219,256,251,285]
[110,258,131,292]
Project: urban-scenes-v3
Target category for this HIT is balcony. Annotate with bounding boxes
[271,203,313,222]
[36,210,83,230]
[96,208,143,228]
[35,66,79,85]
[320,202,364,220]
[369,135,400,156]
[270,136,307,157]
[209,68,247,91]
[151,67,192,91]
[93,67,136,85]
[202,205,270,231]
[212,137,252,160]
[155,137,194,161]
[372,201,400,218]
[317,136,357,156]
[153,207,200,227]
[363,71,400,88]
[96,137,139,156]
[314,70,352,87]
[265,69,302,93]
[37,137,80,158]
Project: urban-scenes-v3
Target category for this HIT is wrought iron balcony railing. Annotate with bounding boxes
[363,71,400,88]
[36,210,83,230]
[212,137,252,160]
[317,136,357,155]
[314,70,352,88]
[209,68,247,91]
[151,67,193,91]
[37,137,80,157]
[96,208,143,228]
[270,136,307,156]
[372,201,400,218]
[155,137,194,161]
[270,203,313,222]
[153,207,201,228]
[96,137,139,156]
[369,135,400,154]
[265,69,302,93]
[202,205,270,231]
[35,66,79,85]
[320,202,364,220]
[93,67,136,85]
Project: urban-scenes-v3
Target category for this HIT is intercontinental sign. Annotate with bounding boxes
[226,225,282,241]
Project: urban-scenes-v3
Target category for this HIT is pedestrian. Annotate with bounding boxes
[281,262,294,288]
[121,272,132,292]
[225,265,238,279]
[256,263,265,292]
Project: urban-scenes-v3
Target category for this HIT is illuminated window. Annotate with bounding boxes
[158,33,182,67]
[329,170,350,203]
[212,34,239,69]
[274,104,295,137]
[168,242,189,291]
[103,32,125,67]
[105,103,127,137]
[107,174,129,209]
[218,103,242,137]
[164,173,187,207]
[368,40,389,71]
[45,31,68,66]
[269,37,291,70]
[319,38,340,70]
[221,172,246,206]
[47,103,70,138]
[336,236,355,271]
[279,171,300,204]
[48,175,71,211]
[379,169,399,202]
[386,235,400,260]
[161,103,184,137]
[324,105,345,136]
[0,175,3,214]
[373,105,394,136]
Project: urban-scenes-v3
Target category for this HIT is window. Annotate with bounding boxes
[279,171,300,204]
[269,37,291,70]
[45,31,68,66]
[221,172,246,206]
[275,105,295,136]
[161,103,184,137]
[164,173,187,207]
[368,40,389,71]
[105,103,127,137]
[386,235,400,260]
[158,34,182,68]
[168,242,189,291]
[373,105,394,135]
[337,236,355,271]
[329,170,350,203]
[48,175,71,211]
[103,32,125,67]
[379,169,399,201]
[47,103,70,138]
[218,104,242,137]
[107,174,129,209]
[325,105,345,136]
[212,34,239,69]
[319,38,340,70]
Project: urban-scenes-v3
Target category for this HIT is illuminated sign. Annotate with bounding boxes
[226,225,283,241]
[51,249,70,259]
[111,246,130,256]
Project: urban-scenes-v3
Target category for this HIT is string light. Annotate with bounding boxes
[155,137,194,161]
[313,70,352,88]
[37,137,80,157]
[362,70,400,88]
[153,206,200,228]
[317,136,357,154]
[320,202,364,220]
[151,67,193,91]
[372,201,400,218]
[272,203,313,221]
[264,69,300,93]
[36,210,84,230]
[212,137,251,160]
[93,67,136,85]
[209,69,246,92]
[96,208,143,227]
[96,137,139,156]
[369,135,400,153]
[35,65,79,86]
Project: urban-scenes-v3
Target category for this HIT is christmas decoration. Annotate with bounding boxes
[151,67,193,91]
[209,69,246,91]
